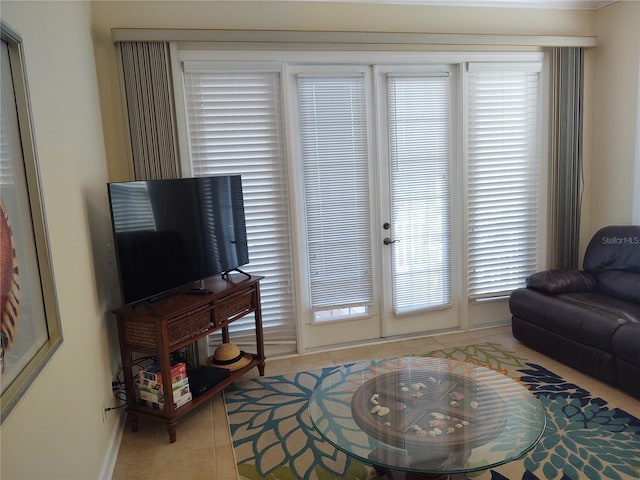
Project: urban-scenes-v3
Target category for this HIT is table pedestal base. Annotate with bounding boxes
[374,467,467,480]
[368,446,474,480]
[372,466,470,480]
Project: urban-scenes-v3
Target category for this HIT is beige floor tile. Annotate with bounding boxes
[116,416,160,463]
[180,400,213,425]
[214,442,239,478]
[361,341,407,360]
[489,334,521,350]
[212,394,234,447]
[411,335,442,350]
[432,331,477,347]
[326,344,376,364]
[157,416,213,451]
[112,460,155,480]
[263,351,328,374]
[153,446,217,480]
[469,325,512,341]
[259,357,294,376]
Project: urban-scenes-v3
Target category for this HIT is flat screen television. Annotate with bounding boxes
[107,175,249,306]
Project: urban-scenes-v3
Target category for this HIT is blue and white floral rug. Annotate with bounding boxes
[225,343,640,480]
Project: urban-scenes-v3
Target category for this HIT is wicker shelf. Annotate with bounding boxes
[114,274,265,443]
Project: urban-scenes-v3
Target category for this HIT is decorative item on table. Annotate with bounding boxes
[206,343,252,371]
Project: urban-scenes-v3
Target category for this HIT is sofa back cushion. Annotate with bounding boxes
[526,270,596,294]
[597,270,640,304]
[583,225,640,274]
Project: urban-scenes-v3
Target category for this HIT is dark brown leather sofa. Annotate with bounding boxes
[509,225,640,399]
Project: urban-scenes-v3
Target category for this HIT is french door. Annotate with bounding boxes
[292,65,459,350]
[178,52,545,354]
[377,67,459,338]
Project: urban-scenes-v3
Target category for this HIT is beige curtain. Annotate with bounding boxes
[118,41,203,362]
[549,47,584,269]
[118,41,180,180]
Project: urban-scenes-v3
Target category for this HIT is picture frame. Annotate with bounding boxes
[1,22,63,423]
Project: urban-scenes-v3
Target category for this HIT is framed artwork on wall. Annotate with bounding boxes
[1,22,62,423]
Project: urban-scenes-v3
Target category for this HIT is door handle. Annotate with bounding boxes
[383,237,399,245]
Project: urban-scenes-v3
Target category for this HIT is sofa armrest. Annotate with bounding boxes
[526,270,597,294]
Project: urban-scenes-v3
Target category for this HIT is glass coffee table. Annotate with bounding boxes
[308,356,545,480]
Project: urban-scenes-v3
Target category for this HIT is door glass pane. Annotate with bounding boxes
[296,74,374,322]
[387,75,452,313]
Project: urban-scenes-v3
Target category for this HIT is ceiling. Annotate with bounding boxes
[260,0,616,9]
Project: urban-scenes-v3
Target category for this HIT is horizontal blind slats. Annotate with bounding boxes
[467,69,540,298]
[183,71,296,350]
[388,75,452,313]
[297,75,374,309]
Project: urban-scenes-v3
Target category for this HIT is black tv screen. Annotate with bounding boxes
[108,175,249,306]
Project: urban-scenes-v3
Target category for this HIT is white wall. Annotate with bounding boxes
[590,0,640,232]
[0,2,120,479]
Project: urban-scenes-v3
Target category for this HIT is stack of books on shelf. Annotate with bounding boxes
[137,362,192,411]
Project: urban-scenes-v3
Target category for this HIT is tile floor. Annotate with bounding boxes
[111,326,640,479]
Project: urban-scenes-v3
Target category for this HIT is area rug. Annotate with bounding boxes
[224,343,640,480]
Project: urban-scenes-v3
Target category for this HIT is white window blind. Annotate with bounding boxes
[387,74,452,313]
[296,74,374,320]
[467,64,541,298]
[182,69,296,351]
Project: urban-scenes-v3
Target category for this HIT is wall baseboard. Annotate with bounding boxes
[98,410,127,480]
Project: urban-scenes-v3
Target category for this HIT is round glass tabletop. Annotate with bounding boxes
[308,356,545,478]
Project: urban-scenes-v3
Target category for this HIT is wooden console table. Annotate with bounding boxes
[114,274,265,443]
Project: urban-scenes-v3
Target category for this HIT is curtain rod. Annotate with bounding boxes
[111,28,597,48]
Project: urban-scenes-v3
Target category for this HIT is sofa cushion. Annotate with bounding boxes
[526,270,596,294]
[615,359,640,399]
[612,323,640,398]
[612,322,640,365]
[512,317,618,386]
[509,288,640,352]
[597,270,640,304]
[583,225,640,274]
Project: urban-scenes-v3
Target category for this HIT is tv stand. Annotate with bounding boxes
[145,288,180,305]
[114,274,265,443]
[187,287,212,295]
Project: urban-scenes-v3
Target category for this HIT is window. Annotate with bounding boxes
[182,68,296,351]
[467,63,542,298]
